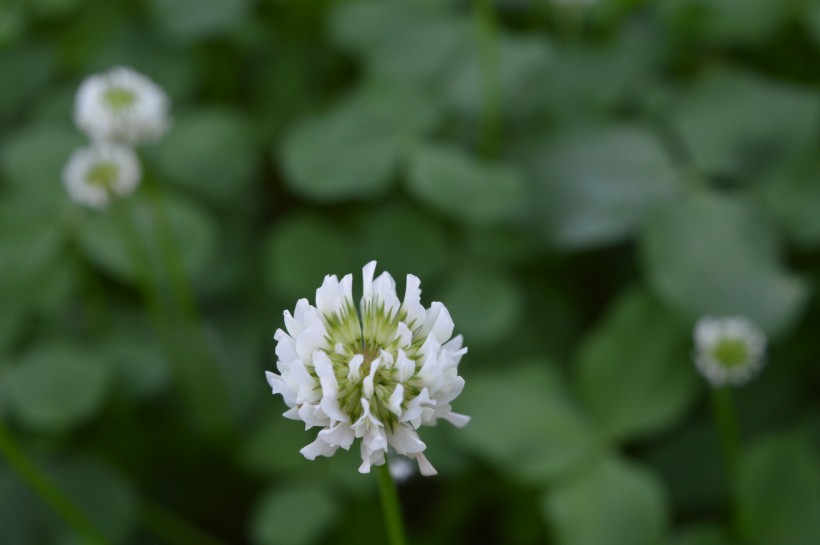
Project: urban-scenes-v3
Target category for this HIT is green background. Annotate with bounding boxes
[1,0,820,544]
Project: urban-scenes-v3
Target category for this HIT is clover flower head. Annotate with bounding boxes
[266,261,470,476]
[693,316,766,387]
[74,66,170,145]
[62,143,141,208]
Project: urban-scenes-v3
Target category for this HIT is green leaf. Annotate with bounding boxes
[262,213,360,299]
[7,343,113,432]
[640,191,808,336]
[331,0,470,87]
[667,68,819,178]
[445,34,552,121]
[45,458,136,545]
[542,456,668,545]
[352,202,450,281]
[155,108,256,204]
[241,416,315,477]
[528,125,679,249]
[280,84,438,202]
[660,0,792,46]
[0,122,84,207]
[406,144,527,225]
[737,433,820,545]
[78,190,217,285]
[250,485,338,545]
[440,267,524,345]
[755,157,820,247]
[0,44,52,120]
[576,289,697,441]
[147,0,250,41]
[456,361,598,484]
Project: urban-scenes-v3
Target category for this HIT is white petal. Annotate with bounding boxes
[396,350,416,383]
[318,423,355,449]
[401,274,426,328]
[388,384,404,416]
[441,411,470,428]
[362,261,377,301]
[414,452,438,477]
[388,425,426,455]
[300,437,338,460]
[347,354,364,381]
[362,356,381,399]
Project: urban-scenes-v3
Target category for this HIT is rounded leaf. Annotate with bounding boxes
[250,485,338,545]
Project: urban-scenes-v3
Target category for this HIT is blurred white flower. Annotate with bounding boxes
[388,456,415,483]
[693,316,766,387]
[62,143,141,208]
[74,66,170,144]
[266,261,470,476]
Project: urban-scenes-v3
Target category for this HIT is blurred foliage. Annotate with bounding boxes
[1,0,820,544]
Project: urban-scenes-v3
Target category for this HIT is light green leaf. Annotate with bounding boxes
[155,108,256,203]
[737,433,820,545]
[667,68,819,178]
[281,84,438,202]
[250,485,338,545]
[7,343,113,432]
[660,0,791,46]
[331,0,469,86]
[440,267,523,344]
[755,157,820,247]
[78,191,217,285]
[543,456,668,545]
[640,191,808,336]
[576,289,697,441]
[445,34,552,120]
[0,122,84,207]
[147,0,250,41]
[352,202,450,281]
[528,125,679,249]
[262,213,360,299]
[407,144,527,225]
[456,361,598,484]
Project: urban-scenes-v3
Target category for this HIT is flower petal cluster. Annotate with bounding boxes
[62,144,141,209]
[693,316,766,387]
[266,261,469,476]
[74,66,170,145]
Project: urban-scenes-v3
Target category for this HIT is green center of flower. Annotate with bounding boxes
[85,162,119,188]
[324,303,424,428]
[104,86,137,109]
[711,337,749,368]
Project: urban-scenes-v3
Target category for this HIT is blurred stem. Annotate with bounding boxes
[139,500,229,545]
[710,387,744,537]
[0,421,109,545]
[109,196,228,438]
[142,176,232,437]
[376,464,408,545]
[474,0,502,158]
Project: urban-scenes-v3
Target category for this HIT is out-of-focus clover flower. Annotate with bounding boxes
[74,66,170,145]
[62,143,141,208]
[693,316,767,387]
[266,261,469,476]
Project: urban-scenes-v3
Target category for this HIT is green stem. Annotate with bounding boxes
[710,386,744,538]
[139,500,229,545]
[474,0,502,158]
[0,421,109,545]
[376,464,408,545]
[109,198,228,437]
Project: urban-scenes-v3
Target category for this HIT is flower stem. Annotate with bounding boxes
[710,386,744,537]
[474,0,502,158]
[109,198,228,437]
[0,420,109,545]
[376,464,408,545]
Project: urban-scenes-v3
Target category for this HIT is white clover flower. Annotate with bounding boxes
[62,143,141,208]
[74,66,170,144]
[266,261,470,476]
[693,316,767,387]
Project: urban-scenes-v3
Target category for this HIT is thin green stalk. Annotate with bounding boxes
[109,198,228,437]
[139,500,229,545]
[142,178,232,437]
[474,0,502,158]
[376,464,408,545]
[710,386,744,538]
[0,421,109,545]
